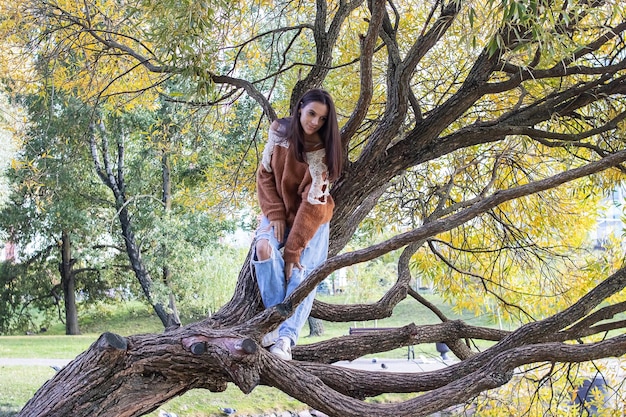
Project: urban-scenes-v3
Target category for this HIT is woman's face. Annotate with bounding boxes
[299,101,329,136]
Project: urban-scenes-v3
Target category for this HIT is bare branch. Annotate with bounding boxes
[340,0,386,146]
[493,22,626,89]
[289,149,626,313]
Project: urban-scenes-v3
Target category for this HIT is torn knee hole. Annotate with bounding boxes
[256,239,272,261]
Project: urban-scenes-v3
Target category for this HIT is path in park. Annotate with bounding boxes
[0,357,72,367]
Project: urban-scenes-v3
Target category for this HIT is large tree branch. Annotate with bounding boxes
[296,320,507,363]
[387,75,626,174]
[262,335,626,417]
[296,337,626,400]
[241,149,626,332]
[209,74,277,121]
[491,21,626,92]
[358,0,464,162]
[290,0,363,103]
[41,1,169,73]
[340,0,386,146]
[402,1,461,76]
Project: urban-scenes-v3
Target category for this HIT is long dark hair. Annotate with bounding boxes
[278,89,343,181]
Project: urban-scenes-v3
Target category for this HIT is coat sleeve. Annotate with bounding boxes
[256,124,287,222]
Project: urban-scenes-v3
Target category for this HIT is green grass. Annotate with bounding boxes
[0,366,55,417]
[0,335,97,359]
[0,365,311,417]
[0,293,496,416]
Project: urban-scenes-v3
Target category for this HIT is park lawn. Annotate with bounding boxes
[0,294,497,416]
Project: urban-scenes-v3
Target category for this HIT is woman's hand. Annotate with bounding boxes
[270,219,286,243]
[284,262,303,282]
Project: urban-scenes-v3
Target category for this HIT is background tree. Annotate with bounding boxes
[0,0,625,416]
[86,97,238,327]
[0,92,123,335]
[0,85,235,333]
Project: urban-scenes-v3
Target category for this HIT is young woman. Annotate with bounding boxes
[253,88,342,360]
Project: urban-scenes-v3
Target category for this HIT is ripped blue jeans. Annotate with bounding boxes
[252,216,329,346]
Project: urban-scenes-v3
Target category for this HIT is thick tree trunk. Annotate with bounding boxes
[307,316,324,337]
[18,329,259,417]
[161,152,181,327]
[18,319,626,417]
[118,206,173,327]
[60,230,80,335]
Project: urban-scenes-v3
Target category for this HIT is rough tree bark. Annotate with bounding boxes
[59,230,80,336]
[19,264,626,417]
[161,151,181,327]
[11,0,626,416]
[307,316,324,337]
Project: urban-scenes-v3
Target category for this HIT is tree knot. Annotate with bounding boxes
[97,332,128,352]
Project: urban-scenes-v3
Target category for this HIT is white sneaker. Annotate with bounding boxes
[261,328,279,347]
[270,336,292,360]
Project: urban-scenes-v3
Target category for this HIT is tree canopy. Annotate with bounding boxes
[1,0,625,416]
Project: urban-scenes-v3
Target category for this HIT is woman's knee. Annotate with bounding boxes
[255,239,272,261]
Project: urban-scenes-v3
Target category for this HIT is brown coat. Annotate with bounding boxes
[256,122,334,263]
